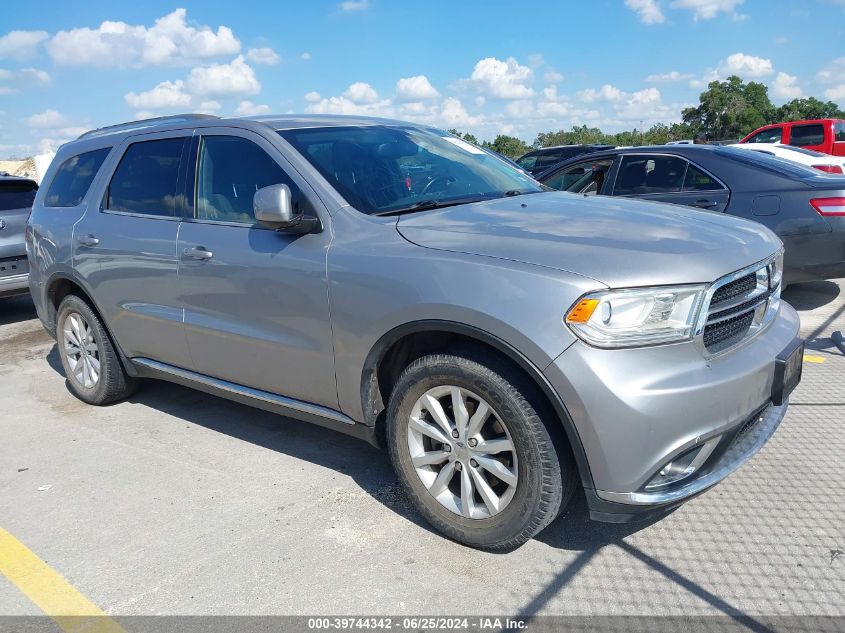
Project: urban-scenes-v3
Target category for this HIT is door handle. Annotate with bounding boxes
[692,200,718,209]
[77,234,99,247]
[182,246,213,260]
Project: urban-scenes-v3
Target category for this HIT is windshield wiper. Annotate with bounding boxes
[373,197,489,217]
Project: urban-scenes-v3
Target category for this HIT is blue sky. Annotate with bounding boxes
[1,0,843,157]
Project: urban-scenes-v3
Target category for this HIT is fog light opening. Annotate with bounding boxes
[645,438,720,490]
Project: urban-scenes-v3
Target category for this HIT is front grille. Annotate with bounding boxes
[711,272,756,307]
[704,311,755,352]
[701,258,777,354]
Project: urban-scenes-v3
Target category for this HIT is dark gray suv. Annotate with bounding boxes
[27,114,803,550]
[0,172,37,297]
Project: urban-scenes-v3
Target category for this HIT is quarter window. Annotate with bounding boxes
[833,121,845,143]
[106,138,186,217]
[683,165,723,191]
[789,124,825,147]
[44,147,111,208]
[746,128,782,144]
[195,135,298,224]
[613,155,686,195]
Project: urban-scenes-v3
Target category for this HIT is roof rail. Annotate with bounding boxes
[77,113,220,140]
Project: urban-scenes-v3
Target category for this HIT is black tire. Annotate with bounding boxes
[56,294,137,405]
[386,350,576,551]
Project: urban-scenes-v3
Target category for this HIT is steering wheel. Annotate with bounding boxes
[421,176,456,196]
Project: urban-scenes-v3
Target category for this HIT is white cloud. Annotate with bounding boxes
[197,100,221,114]
[343,81,379,104]
[770,72,802,100]
[125,80,192,109]
[27,109,69,129]
[625,0,666,24]
[440,97,482,127]
[614,87,671,121]
[527,53,544,69]
[716,53,773,78]
[0,67,49,94]
[646,71,694,82]
[301,52,312,60]
[304,91,322,103]
[246,47,280,65]
[543,70,564,84]
[577,84,624,102]
[45,9,240,67]
[339,0,369,10]
[186,55,260,97]
[669,0,745,20]
[235,100,270,116]
[817,57,845,101]
[463,56,534,99]
[0,30,49,60]
[395,75,440,100]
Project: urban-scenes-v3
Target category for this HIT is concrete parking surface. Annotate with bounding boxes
[1,281,843,619]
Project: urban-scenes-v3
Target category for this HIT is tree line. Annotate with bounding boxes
[450,75,844,159]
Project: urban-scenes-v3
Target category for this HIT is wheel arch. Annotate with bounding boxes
[361,320,595,490]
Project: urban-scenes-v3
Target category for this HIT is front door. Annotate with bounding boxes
[177,128,337,408]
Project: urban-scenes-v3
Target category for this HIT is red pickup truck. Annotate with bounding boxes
[740,119,845,156]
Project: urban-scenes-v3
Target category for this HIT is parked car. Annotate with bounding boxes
[728,143,844,174]
[28,114,802,550]
[0,172,38,298]
[515,144,615,175]
[741,119,845,156]
[537,145,845,284]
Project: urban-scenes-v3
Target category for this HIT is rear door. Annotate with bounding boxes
[610,154,730,212]
[786,123,828,153]
[177,127,337,407]
[74,130,192,367]
[0,178,37,272]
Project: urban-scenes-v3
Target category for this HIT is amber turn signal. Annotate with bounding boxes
[566,298,600,323]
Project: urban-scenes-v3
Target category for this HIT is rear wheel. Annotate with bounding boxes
[386,351,576,551]
[56,295,137,405]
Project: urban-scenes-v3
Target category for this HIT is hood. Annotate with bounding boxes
[396,192,781,288]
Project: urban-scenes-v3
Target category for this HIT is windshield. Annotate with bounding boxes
[279,125,543,215]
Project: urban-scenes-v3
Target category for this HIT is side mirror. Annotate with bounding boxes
[254,184,321,234]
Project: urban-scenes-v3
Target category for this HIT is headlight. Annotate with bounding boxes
[565,285,706,348]
[769,250,784,289]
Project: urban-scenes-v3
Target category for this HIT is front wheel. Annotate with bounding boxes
[386,351,576,551]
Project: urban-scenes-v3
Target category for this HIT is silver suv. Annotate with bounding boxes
[27,114,803,550]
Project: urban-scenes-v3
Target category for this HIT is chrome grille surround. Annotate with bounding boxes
[693,251,783,358]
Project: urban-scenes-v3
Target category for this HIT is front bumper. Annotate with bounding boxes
[544,301,801,518]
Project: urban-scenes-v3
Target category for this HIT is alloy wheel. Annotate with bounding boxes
[407,385,518,519]
[62,312,101,389]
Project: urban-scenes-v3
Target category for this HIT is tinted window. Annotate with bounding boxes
[613,155,686,195]
[44,148,110,207]
[834,122,845,142]
[196,136,298,224]
[516,153,539,169]
[746,128,782,144]
[789,124,825,147]
[683,165,723,191]
[543,158,614,194]
[106,138,185,216]
[0,181,37,211]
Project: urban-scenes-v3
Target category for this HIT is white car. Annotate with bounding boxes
[729,143,845,174]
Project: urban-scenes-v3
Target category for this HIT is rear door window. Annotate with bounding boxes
[44,147,111,207]
[683,164,724,191]
[745,128,782,144]
[834,121,845,142]
[105,138,186,217]
[0,181,38,211]
[613,155,686,195]
[789,124,825,147]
